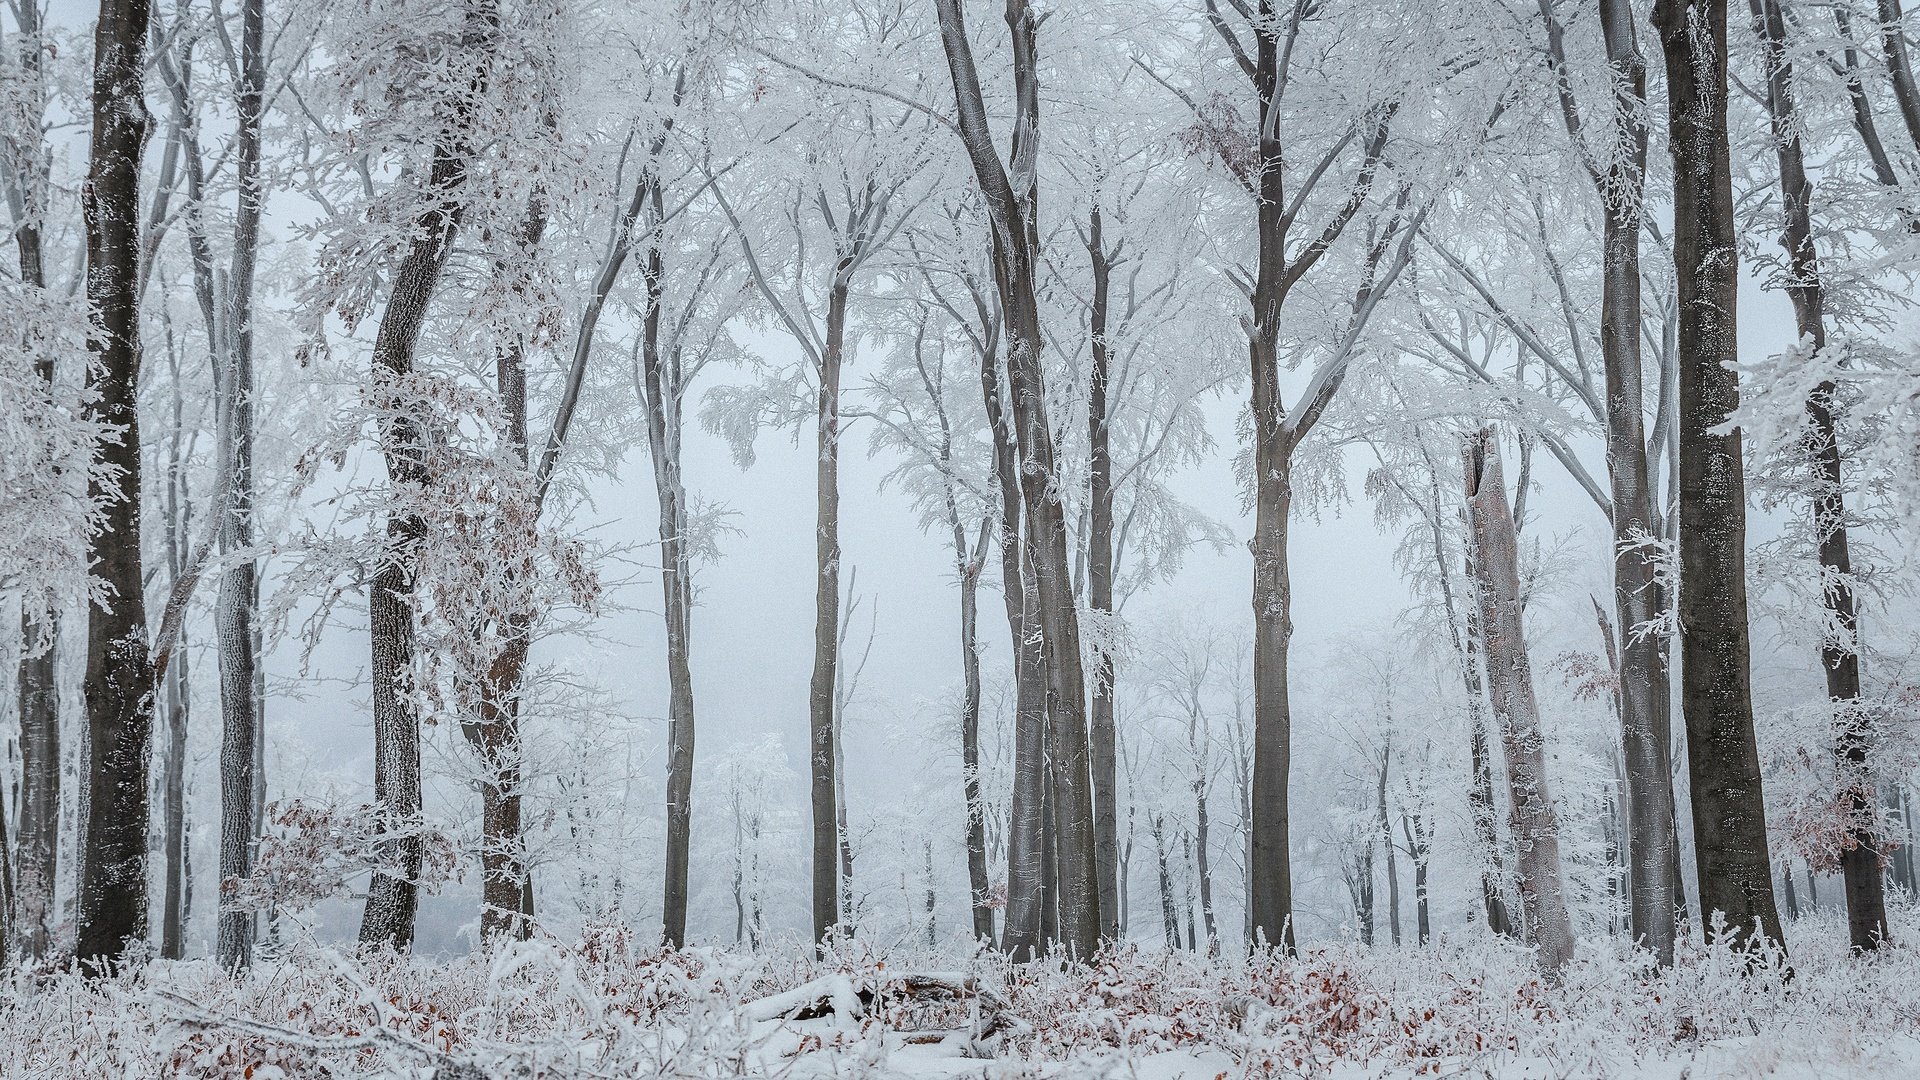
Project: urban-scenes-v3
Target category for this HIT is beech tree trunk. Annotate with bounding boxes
[1376,742,1401,947]
[1652,0,1787,952]
[808,274,851,945]
[77,0,158,968]
[358,4,491,948]
[984,330,1047,960]
[1750,0,1888,951]
[1463,429,1575,979]
[1086,205,1121,943]
[639,218,700,950]
[9,0,61,960]
[215,0,267,970]
[935,0,1100,958]
[1561,0,1681,966]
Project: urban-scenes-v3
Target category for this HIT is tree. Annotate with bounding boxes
[1538,0,1680,963]
[1462,428,1575,978]
[931,0,1101,958]
[1746,0,1887,952]
[1652,0,1786,951]
[76,0,159,967]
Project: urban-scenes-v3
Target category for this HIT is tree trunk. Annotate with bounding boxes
[15,614,58,959]
[953,516,995,945]
[358,31,486,949]
[1376,743,1401,947]
[1086,206,1121,943]
[1463,429,1575,979]
[77,0,159,968]
[1194,769,1219,956]
[1153,814,1178,949]
[808,274,851,945]
[8,0,60,961]
[160,646,189,960]
[1403,811,1432,944]
[1652,0,1787,953]
[982,312,1046,960]
[640,226,699,950]
[1751,0,1887,951]
[215,0,267,971]
[1590,0,1679,966]
[933,0,1100,958]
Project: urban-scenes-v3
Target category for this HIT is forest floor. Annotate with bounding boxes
[2,909,1916,1077]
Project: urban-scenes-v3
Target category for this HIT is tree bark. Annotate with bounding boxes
[1568,0,1680,966]
[952,509,995,944]
[934,0,1101,959]
[1376,741,1401,947]
[1652,0,1787,953]
[808,274,851,945]
[215,0,267,971]
[1086,205,1121,943]
[6,0,61,962]
[1750,0,1887,951]
[78,0,159,968]
[357,3,491,947]
[1463,429,1576,979]
[983,325,1047,960]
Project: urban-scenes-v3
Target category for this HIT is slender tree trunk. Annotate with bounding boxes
[1086,206,1121,943]
[8,0,60,957]
[1153,814,1178,949]
[215,0,267,971]
[1403,811,1431,944]
[1751,0,1887,951]
[1194,771,1219,956]
[1592,0,1679,966]
[1653,0,1787,953]
[980,291,1046,960]
[1463,429,1575,979]
[160,645,189,959]
[77,0,158,968]
[1377,742,1401,947]
[16,614,58,959]
[953,517,995,945]
[934,0,1100,958]
[640,228,700,950]
[808,274,851,945]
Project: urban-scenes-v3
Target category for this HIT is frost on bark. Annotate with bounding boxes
[215,0,268,971]
[1749,0,1886,950]
[77,0,159,968]
[1462,429,1575,979]
[933,0,1101,959]
[358,3,493,951]
[1541,0,1679,965]
[1085,205,1121,943]
[1652,0,1786,953]
[6,0,62,962]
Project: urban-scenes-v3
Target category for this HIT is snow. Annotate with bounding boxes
[4,911,1919,1077]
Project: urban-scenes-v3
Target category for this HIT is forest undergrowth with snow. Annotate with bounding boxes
[6,912,1920,1078]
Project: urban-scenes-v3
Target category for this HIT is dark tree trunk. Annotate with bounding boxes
[1652,0,1787,953]
[809,275,851,945]
[1085,206,1121,943]
[8,0,60,961]
[160,645,189,959]
[639,225,700,950]
[215,0,267,971]
[1153,814,1179,949]
[358,14,488,947]
[953,511,995,944]
[1750,0,1887,951]
[77,0,159,968]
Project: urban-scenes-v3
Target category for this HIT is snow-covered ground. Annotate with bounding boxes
[4,910,1917,1077]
